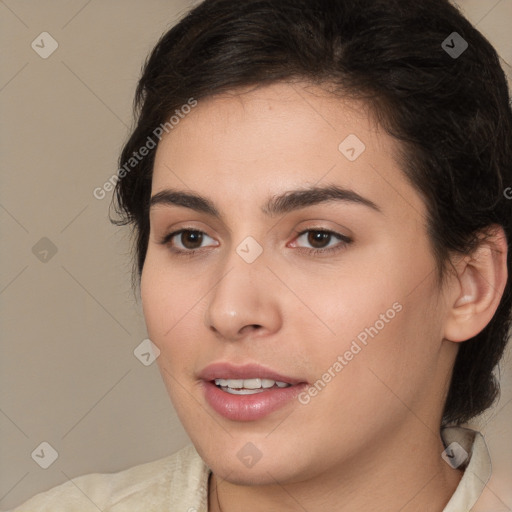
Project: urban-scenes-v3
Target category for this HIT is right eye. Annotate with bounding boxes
[160,229,219,255]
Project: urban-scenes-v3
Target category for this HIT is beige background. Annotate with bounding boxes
[0,0,511,510]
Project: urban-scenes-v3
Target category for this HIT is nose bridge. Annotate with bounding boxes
[204,235,280,339]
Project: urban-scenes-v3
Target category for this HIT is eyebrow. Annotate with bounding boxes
[149,184,381,218]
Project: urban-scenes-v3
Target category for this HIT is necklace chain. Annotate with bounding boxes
[214,475,224,512]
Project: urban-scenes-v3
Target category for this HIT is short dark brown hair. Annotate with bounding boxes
[112,0,512,425]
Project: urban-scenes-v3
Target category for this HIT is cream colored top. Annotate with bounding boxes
[5,427,491,511]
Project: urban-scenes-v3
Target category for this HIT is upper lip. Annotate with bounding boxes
[199,362,306,385]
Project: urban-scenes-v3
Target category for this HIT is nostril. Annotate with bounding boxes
[238,324,262,336]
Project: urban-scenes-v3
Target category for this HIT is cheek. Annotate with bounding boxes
[141,253,201,339]
[141,260,190,371]
[303,280,443,428]
[293,247,442,397]
[140,255,217,394]
[140,262,168,340]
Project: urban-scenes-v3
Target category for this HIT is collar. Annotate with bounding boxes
[441,426,492,511]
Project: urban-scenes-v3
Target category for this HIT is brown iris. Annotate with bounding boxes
[180,230,204,249]
[307,230,331,249]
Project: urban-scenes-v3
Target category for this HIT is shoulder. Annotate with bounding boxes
[5,444,210,512]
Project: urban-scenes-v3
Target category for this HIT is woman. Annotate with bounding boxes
[8,0,511,510]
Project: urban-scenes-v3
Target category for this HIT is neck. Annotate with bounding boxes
[208,424,463,512]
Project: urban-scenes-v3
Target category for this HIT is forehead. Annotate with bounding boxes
[151,82,426,221]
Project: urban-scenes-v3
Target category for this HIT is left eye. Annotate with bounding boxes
[292,229,350,251]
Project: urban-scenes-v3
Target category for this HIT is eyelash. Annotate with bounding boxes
[159,227,352,258]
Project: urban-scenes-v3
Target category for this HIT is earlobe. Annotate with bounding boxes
[443,226,508,343]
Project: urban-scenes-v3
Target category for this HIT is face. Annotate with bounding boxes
[141,82,454,485]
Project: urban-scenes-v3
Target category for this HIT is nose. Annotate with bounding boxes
[204,247,282,342]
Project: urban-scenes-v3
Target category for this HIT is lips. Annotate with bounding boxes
[199,363,308,421]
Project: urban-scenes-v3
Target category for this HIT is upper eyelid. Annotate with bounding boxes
[291,229,351,249]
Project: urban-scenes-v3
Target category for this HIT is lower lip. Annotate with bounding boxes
[203,381,308,421]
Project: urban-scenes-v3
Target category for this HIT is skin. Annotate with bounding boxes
[141,81,507,511]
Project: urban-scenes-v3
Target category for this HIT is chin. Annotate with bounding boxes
[196,438,314,486]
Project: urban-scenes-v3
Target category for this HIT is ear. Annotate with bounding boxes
[443,225,508,343]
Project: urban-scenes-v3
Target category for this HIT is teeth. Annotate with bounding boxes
[244,378,262,389]
[214,378,292,391]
